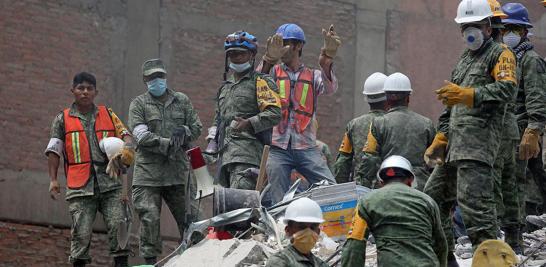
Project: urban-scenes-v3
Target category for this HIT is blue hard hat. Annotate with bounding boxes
[501,3,533,28]
[224,31,258,52]
[276,23,305,43]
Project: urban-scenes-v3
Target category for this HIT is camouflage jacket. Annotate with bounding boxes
[341,182,447,267]
[128,89,202,186]
[360,106,435,189]
[214,70,281,167]
[47,104,129,200]
[438,39,517,166]
[266,244,329,267]
[316,139,333,171]
[514,49,546,133]
[333,110,385,184]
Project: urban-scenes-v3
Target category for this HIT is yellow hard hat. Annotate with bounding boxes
[488,0,508,18]
[471,240,517,267]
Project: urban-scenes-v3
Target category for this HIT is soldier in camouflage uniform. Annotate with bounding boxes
[361,72,435,191]
[266,197,328,267]
[333,72,387,186]
[341,156,447,267]
[423,0,517,262]
[500,2,546,249]
[482,2,522,252]
[128,59,202,264]
[45,72,135,267]
[208,31,281,190]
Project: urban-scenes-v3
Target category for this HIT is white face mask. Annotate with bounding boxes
[503,31,522,48]
[463,27,484,51]
[229,61,251,73]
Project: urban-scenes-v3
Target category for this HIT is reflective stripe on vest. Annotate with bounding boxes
[274,65,315,134]
[63,105,115,189]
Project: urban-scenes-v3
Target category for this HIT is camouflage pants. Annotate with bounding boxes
[68,189,128,264]
[219,163,258,190]
[492,140,520,230]
[133,185,187,258]
[424,160,497,252]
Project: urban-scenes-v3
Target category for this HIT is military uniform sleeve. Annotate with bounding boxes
[248,75,281,133]
[522,55,546,131]
[319,142,334,171]
[358,120,382,185]
[473,47,517,106]
[44,113,65,157]
[181,95,203,142]
[128,98,171,156]
[430,199,448,267]
[334,122,355,183]
[437,107,451,135]
[107,108,131,138]
[341,202,370,267]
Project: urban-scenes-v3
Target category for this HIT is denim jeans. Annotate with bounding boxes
[262,145,336,207]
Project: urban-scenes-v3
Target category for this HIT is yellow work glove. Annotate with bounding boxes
[120,143,135,166]
[263,33,290,65]
[424,132,448,167]
[436,81,474,108]
[321,24,341,58]
[519,128,541,160]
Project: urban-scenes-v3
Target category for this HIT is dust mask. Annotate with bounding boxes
[291,228,319,254]
[229,61,251,73]
[463,27,484,51]
[503,31,521,48]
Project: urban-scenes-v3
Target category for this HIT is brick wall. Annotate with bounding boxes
[0,221,178,267]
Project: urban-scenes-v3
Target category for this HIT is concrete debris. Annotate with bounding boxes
[163,239,276,267]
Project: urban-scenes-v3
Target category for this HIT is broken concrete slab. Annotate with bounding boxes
[164,239,276,267]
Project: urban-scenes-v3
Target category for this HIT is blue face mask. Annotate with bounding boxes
[146,78,167,97]
[229,61,251,73]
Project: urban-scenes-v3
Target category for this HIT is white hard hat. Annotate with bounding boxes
[283,197,325,224]
[455,0,493,24]
[383,72,412,92]
[99,137,124,160]
[362,72,387,103]
[377,155,415,181]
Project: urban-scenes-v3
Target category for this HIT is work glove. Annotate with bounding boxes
[170,126,191,150]
[436,81,474,108]
[424,132,448,167]
[107,153,124,179]
[263,34,290,65]
[321,24,341,58]
[120,142,135,166]
[49,180,60,200]
[519,128,541,160]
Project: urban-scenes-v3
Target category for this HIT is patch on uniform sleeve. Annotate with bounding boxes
[347,204,368,241]
[491,49,516,83]
[108,108,130,137]
[338,132,353,153]
[363,122,378,153]
[256,76,281,111]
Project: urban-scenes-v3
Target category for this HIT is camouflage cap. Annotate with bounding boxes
[142,58,167,76]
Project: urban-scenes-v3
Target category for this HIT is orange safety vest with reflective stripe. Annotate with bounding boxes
[63,106,115,189]
[274,65,315,134]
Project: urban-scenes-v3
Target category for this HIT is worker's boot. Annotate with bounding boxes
[503,227,523,255]
[144,257,157,265]
[73,260,86,267]
[447,252,460,267]
[114,256,128,267]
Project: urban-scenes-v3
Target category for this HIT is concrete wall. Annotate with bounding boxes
[0,0,546,264]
